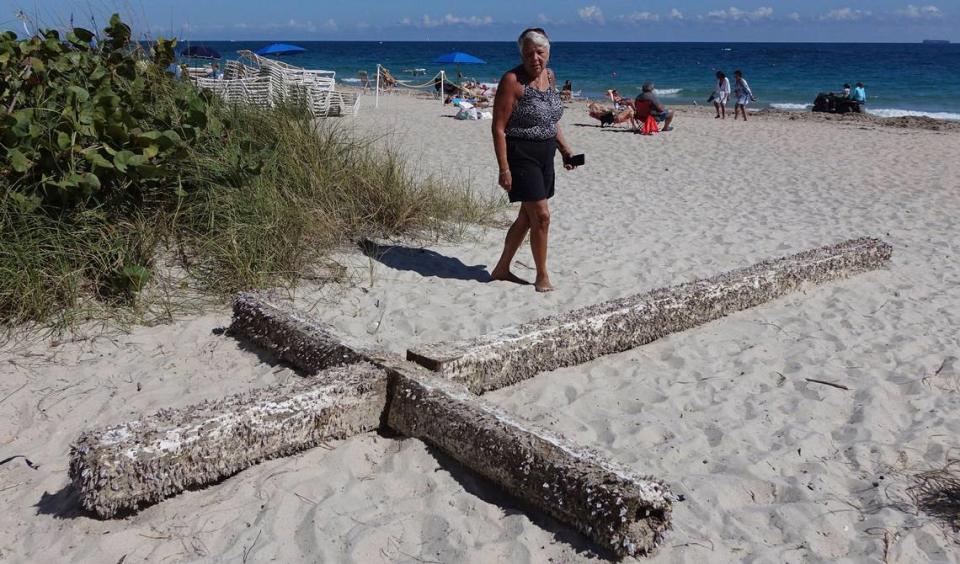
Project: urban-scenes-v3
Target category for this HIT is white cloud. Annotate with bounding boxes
[617,11,660,24]
[402,14,493,28]
[895,4,943,19]
[820,8,872,21]
[537,13,551,24]
[277,18,336,32]
[787,12,801,22]
[703,6,774,23]
[578,5,605,24]
[668,8,684,20]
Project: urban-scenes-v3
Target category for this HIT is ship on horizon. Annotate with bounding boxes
[922,39,950,44]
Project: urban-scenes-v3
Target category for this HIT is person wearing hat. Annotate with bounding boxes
[636,80,675,131]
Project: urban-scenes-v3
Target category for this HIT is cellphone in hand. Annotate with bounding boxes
[563,153,585,167]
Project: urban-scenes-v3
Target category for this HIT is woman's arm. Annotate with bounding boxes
[492,70,520,188]
[556,125,575,167]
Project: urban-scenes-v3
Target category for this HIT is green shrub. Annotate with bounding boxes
[0,16,499,329]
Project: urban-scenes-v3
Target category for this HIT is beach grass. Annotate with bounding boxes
[1,81,500,331]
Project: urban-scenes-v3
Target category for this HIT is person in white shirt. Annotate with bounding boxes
[713,71,730,119]
[733,69,756,122]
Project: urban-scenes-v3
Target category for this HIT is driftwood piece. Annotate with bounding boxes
[232,292,366,373]
[407,237,892,392]
[381,358,674,558]
[69,363,388,518]
[230,295,677,557]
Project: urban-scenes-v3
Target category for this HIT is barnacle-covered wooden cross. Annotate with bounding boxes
[69,238,891,558]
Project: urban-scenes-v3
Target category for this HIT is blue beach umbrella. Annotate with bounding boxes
[433,51,487,65]
[255,43,307,56]
[433,52,486,89]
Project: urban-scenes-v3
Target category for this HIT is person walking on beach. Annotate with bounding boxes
[713,71,730,119]
[733,70,756,121]
[490,27,578,293]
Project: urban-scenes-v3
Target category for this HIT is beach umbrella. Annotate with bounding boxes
[432,51,486,91]
[432,51,487,65]
[255,43,307,56]
[180,45,221,59]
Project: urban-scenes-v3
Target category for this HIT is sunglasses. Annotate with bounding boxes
[519,27,548,41]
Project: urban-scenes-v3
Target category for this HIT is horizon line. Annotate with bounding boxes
[169,39,954,45]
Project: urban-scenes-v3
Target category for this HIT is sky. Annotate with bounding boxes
[3,1,957,42]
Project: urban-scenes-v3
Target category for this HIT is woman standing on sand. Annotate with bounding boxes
[733,69,756,121]
[490,28,578,293]
[713,71,730,119]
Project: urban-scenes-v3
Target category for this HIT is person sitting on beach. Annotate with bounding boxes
[637,80,675,131]
[607,89,628,110]
[852,82,867,105]
[379,67,398,90]
[713,71,730,119]
[733,70,756,121]
[491,27,579,293]
[841,83,852,98]
[207,62,223,80]
[561,79,572,102]
[587,102,634,127]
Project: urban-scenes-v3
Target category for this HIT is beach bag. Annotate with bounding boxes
[641,115,659,135]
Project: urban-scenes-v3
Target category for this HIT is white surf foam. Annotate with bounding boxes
[654,88,682,97]
[340,78,362,83]
[770,103,812,111]
[866,108,960,121]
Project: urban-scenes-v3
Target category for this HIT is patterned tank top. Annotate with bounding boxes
[505,72,564,141]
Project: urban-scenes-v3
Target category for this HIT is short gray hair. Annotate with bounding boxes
[518,30,550,53]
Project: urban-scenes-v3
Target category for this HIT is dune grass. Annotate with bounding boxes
[0,93,500,331]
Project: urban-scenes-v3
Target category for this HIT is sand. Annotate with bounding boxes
[2,91,960,563]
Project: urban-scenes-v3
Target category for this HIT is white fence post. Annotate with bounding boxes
[375,64,381,109]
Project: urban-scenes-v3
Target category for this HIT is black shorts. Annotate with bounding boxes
[506,137,556,203]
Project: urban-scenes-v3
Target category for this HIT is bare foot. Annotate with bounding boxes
[490,269,530,285]
[534,277,554,293]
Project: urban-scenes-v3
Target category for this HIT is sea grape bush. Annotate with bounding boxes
[0,14,496,326]
[0,14,219,211]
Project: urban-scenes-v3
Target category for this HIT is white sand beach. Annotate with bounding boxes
[2,92,960,563]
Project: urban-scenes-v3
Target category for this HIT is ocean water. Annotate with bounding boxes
[188,41,960,119]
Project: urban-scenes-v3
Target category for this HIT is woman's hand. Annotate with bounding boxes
[560,148,577,170]
[498,169,512,190]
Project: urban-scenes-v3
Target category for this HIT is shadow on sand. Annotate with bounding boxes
[359,240,490,283]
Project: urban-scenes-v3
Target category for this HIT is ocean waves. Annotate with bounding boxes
[865,108,960,121]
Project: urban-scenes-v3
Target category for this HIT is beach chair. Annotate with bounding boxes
[633,99,659,134]
[307,87,333,117]
[196,76,272,108]
[333,91,361,116]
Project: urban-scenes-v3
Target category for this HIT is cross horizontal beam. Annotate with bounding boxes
[407,237,892,392]
[69,363,388,519]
